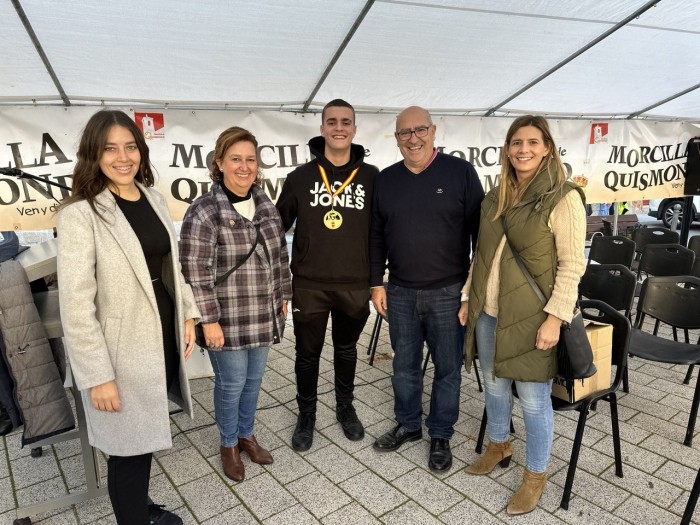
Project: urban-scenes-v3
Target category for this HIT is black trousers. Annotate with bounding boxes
[107,453,152,525]
[292,288,370,414]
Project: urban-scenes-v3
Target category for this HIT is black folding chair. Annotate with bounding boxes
[579,264,636,319]
[634,243,694,297]
[587,235,636,268]
[626,276,700,446]
[474,300,630,510]
[631,244,696,385]
[631,227,680,268]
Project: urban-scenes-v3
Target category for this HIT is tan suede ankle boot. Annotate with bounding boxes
[506,468,547,515]
[464,440,512,475]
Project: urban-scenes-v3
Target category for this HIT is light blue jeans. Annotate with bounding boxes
[476,313,553,473]
[208,347,269,447]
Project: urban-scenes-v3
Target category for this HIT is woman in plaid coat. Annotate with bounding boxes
[180,126,292,482]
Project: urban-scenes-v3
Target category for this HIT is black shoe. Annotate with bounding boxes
[148,503,183,525]
[292,413,316,452]
[336,404,365,441]
[373,424,422,452]
[428,438,452,472]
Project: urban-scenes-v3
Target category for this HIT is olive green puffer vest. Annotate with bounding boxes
[464,171,584,382]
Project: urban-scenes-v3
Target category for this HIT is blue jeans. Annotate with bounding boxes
[208,347,269,447]
[387,282,464,439]
[476,313,553,473]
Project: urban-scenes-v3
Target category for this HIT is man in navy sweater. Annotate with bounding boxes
[370,106,484,472]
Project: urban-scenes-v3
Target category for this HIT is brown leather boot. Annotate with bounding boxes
[464,440,512,475]
[239,435,273,465]
[506,468,547,515]
[220,445,245,481]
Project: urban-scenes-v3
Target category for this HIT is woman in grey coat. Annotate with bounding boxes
[57,110,200,525]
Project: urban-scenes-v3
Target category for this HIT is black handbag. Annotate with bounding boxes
[195,225,263,348]
[501,217,596,382]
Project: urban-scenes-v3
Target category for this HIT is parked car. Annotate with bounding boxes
[648,197,700,228]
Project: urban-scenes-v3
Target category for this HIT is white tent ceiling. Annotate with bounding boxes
[1,0,699,121]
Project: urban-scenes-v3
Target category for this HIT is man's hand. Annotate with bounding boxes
[458,301,469,326]
[371,287,388,317]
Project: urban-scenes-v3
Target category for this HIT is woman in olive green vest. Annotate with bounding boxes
[458,115,586,515]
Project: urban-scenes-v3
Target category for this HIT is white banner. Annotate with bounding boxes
[1,106,698,230]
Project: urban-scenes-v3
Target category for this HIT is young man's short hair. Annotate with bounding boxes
[322,99,355,123]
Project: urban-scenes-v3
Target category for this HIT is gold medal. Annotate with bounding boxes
[317,164,357,231]
[324,209,343,230]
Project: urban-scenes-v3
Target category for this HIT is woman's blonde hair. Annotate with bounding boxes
[493,115,567,219]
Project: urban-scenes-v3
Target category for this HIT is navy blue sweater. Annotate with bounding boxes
[369,153,484,289]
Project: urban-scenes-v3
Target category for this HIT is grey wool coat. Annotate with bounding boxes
[56,184,200,456]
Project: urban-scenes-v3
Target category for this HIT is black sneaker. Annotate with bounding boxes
[336,404,365,441]
[292,413,316,451]
[148,503,183,525]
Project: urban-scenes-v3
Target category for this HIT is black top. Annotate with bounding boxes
[113,189,170,279]
[369,153,484,289]
[220,183,253,204]
[276,136,379,290]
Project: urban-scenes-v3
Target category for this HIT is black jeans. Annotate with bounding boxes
[107,453,152,525]
[292,288,370,414]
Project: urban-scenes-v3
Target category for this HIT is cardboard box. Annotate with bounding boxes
[552,322,613,403]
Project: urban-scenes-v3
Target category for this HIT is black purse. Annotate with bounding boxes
[195,225,263,348]
[501,217,596,382]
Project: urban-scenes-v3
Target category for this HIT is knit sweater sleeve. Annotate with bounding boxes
[544,189,587,323]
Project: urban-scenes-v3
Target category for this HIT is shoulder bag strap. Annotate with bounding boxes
[213,224,260,287]
[500,216,547,306]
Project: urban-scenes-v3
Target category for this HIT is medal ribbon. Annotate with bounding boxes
[318,165,359,206]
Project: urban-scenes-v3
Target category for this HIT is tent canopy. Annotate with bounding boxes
[2,0,699,120]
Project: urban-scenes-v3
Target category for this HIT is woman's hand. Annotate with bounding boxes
[203,322,225,349]
[184,318,196,359]
[536,314,562,350]
[458,301,469,326]
[91,380,121,412]
[283,301,288,318]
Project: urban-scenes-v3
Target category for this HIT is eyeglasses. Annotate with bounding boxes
[395,125,432,141]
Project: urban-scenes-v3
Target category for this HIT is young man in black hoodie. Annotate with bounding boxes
[277,99,378,451]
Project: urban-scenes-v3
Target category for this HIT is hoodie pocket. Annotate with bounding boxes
[295,234,368,282]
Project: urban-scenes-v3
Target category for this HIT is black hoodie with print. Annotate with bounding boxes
[276,136,378,290]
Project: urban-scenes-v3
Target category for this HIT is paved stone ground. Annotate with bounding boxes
[3,308,700,525]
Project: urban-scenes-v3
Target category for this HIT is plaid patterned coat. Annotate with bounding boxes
[180,183,292,351]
